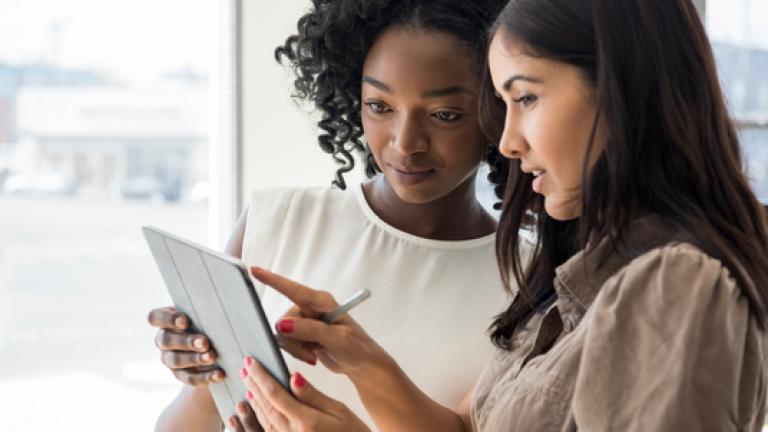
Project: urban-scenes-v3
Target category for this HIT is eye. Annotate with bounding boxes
[364,101,391,115]
[512,94,538,107]
[432,111,464,122]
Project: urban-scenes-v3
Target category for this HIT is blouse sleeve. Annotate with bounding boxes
[571,244,765,431]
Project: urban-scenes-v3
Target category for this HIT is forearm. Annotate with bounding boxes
[350,354,469,432]
[155,385,222,432]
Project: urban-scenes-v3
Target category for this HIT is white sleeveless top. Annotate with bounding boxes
[241,183,513,428]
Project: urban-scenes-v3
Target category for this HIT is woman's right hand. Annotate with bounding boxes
[147,306,224,385]
[250,267,392,380]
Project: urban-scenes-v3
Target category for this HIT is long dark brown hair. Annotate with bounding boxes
[481,0,768,347]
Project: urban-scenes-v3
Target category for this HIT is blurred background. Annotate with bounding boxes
[0,0,766,430]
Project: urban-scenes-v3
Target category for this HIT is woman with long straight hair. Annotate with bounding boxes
[236,0,768,430]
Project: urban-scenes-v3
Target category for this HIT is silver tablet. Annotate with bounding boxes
[142,225,291,422]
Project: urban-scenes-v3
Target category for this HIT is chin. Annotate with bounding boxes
[391,187,441,205]
[544,200,580,221]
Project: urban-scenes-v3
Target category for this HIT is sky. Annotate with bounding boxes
[0,0,217,84]
[0,0,765,85]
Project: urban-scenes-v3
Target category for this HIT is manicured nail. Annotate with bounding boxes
[294,372,306,389]
[251,266,265,274]
[307,358,316,366]
[240,367,248,379]
[246,390,254,401]
[193,337,204,349]
[244,356,253,367]
[277,319,294,333]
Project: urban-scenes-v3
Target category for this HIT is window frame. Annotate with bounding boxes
[208,0,242,248]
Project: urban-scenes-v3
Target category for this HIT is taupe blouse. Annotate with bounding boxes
[471,216,767,431]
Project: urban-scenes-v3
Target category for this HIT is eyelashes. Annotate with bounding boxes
[364,101,391,114]
[512,94,538,108]
[363,101,466,123]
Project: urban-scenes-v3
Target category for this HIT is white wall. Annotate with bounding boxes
[240,1,340,205]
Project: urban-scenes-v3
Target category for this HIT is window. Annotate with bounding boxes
[0,1,232,430]
[706,0,768,203]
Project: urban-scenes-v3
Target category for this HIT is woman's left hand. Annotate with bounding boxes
[239,356,371,432]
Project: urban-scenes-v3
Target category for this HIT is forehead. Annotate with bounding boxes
[488,31,586,90]
[362,27,479,90]
[488,32,542,75]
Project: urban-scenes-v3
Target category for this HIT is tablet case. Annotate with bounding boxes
[142,225,292,422]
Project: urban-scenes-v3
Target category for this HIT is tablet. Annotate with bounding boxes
[142,225,291,422]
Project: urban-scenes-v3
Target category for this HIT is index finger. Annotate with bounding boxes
[147,306,188,330]
[250,267,336,312]
[243,357,315,422]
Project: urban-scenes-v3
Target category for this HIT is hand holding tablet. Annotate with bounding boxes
[143,226,372,423]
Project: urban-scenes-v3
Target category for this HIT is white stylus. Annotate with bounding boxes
[320,289,372,323]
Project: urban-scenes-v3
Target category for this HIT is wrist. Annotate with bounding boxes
[348,348,402,391]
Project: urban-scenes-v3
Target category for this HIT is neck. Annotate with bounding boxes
[362,175,496,241]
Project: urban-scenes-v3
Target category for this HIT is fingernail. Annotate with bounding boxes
[277,319,294,333]
[307,358,316,366]
[240,367,248,379]
[202,352,212,362]
[244,356,253,367]
[251,266,264,274]
[246,390,254,401]
[236,401,247,416]
[193,337,204,349]
[294,372,306,389]
[228,417,237,428]
[174,316,186,328]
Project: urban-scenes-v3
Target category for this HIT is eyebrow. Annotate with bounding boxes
[362,76,391,92]
[422,86,475,98]
[362,76,475,98]
[502,74,544,92]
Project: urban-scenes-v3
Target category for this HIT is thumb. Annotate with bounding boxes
[291,372,344,415]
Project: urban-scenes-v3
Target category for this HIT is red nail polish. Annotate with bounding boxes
[294,372,306,389]
[246,390,253,400]
[307,358,316,366]
[277,319,294,333]
[245,356,253,367]
[240,368,247,379]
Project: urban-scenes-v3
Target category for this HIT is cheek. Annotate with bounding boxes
[525,108,592,183]
[362,117,386,155]
[439,123,486,162]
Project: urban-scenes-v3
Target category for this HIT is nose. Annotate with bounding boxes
[498,110,527,160]
[390,113,429,155]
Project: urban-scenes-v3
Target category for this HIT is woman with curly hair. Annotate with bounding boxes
[238,0,768,431]
[147,0,516,430]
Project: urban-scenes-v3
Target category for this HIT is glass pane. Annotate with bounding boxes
[742,127,768,202]
[706,0,768,204]
[0,1,217,430]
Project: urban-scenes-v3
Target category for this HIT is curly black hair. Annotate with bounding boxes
[275,0,509,209]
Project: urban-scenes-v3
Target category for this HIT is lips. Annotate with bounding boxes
[387,164,435,185]
[531,170,545,193]
[520,164,546,193]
